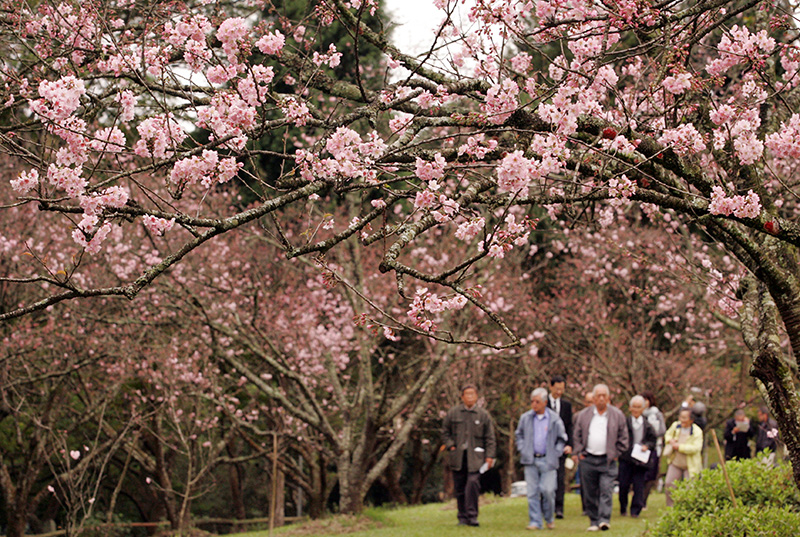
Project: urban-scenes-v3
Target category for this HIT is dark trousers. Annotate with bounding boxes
[555,455,566,514]
[579,454,617,526]
[453,454,480,524]
[618,459,647,516]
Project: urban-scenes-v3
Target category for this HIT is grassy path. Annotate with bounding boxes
[247,492,665,537]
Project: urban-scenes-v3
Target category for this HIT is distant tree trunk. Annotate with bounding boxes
[409,438,440,504]
[269,468,286,527]
[307,451,326,518]
[442,460,454,501]
[6,508,27,537]
[503,419,516,494]
[227,461,247,531]
[380,458,408,505]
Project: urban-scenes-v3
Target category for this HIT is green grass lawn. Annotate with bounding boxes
[244,492,666,537]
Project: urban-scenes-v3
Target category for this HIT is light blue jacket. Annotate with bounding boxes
[515,407,568,470]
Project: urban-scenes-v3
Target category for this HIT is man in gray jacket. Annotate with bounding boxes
[572,384,629,532]
[516,387,568,530]
[441,384,496,527]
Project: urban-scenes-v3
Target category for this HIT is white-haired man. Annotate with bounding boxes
[515,387,568,530]
[618,395,657,518]
[572,384,629,532]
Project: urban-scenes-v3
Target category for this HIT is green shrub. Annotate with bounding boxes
[653,504,800,537]
[650,456,800,537]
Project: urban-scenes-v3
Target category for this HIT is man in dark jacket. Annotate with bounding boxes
[547,375,573,519]
[618,395,657,518]
[724,408,755,460]
[756,406,780,457]
[441,385,496,527]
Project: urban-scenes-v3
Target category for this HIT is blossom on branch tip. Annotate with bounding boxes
[10,169,39,194]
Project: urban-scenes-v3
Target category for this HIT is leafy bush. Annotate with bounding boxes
[650,456,800,536]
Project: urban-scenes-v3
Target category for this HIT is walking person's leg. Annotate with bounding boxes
[525,463,543,529]
[597,459,618,528]
[617,460,633,516]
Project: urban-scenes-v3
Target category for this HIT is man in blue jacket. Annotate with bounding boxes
[516,387,568,530]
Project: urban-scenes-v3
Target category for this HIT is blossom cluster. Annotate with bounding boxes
[608,175,636,199]
[170,150,242,189]
[29,76,86,122]
[133,114,187,159]
[197,93,256,150]
[407,287,469,332]
[142,215,176,236]
[457,134,498,160]
[658,123,706,156]
[711,107,763,165]
[295,127,388,182]
[706,25,776,76]
[662,73,692,95]
[708,186,761,219]
[482,78,519,124]
[481,214,535,259]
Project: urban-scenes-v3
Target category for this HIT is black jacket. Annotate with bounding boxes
[548,397,573,448]
[724,418,754,460]
[755,418,779,453]
[621,415,657,466]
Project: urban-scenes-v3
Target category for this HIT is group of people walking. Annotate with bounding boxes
[441,379,781,531]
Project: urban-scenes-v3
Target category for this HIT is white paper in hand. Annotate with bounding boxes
[479,462,489,474]
[631,443,651,464]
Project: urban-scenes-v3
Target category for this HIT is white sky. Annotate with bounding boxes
[385,0,444,55]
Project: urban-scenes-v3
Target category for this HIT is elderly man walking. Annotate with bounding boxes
[516,387,568,530]
[441,384,496,527]
[572,384,629,532]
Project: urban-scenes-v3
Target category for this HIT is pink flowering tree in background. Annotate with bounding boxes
[157,213,482,514]
[3,0,800,493]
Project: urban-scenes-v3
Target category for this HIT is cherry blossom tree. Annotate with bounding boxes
[3,0,800,489]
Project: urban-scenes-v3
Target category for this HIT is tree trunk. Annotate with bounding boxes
[381,459,408,505]
[751,283,800,489]
[227,462,246,531]
[269,468,286,527]
[307,451,325,518]
[6,508,27,537]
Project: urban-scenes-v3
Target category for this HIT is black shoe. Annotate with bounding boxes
[555,512,564,519]
[599,522,610,531]
[467,521,480,527]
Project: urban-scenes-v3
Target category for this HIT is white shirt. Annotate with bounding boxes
[587,408,609,455]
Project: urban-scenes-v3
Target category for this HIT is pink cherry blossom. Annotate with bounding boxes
[10,169,39,194]
[256,30,285,55]
[415,153,446,181]
[662,73,692,95]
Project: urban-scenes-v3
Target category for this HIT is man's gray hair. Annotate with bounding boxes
[630,395,646,407]
[531,387,548,402]
[593,383,610,396]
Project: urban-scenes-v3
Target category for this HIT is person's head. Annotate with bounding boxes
[531,387,548,414]
[629,395,646,418]
[461,385,478,408]
[759,406,770,423]
[584,391,594,407]
[641,390,657,409]
[679,408,694,428]
[734,408,747,421]
[593,384,610,411]
[550,375,566,400]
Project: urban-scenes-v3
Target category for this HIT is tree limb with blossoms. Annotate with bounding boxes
[4,0,800,487]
